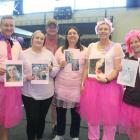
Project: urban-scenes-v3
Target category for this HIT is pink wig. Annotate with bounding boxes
[95,18,114,35]
[125,30,140,54]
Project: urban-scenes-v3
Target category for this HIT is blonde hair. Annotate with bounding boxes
[30,30,44,46]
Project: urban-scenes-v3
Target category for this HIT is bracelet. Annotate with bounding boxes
[105,77,110,83]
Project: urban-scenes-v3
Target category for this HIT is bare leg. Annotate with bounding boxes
[0,127,8,140]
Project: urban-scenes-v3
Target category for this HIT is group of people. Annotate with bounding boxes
[0,15,140,140]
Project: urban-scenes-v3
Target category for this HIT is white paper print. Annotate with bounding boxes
[117,59,139,87]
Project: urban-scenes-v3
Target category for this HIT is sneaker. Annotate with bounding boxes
[52,135,64,140]
[72,138,79,140]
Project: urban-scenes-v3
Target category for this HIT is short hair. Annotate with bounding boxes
[0,15,14,24]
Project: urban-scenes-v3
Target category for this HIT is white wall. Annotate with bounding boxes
[14,7,140,43]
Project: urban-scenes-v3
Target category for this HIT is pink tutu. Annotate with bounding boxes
[0,82,23,128]
[119,102,140,139]
[79,78,123,125]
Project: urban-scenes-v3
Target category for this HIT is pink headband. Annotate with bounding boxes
[95,18,114,35]
[125,30,140,54]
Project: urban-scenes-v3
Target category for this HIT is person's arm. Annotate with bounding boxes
[49,53,60,78]
[55,47,67,68]
[96,43,124,83]
[80,59,88,91]
[0,66,6,76]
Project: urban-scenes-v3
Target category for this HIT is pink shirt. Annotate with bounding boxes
[0,40,22,82]
[55,47,88,103]
[44,36,58,54]
[20,48,60,100]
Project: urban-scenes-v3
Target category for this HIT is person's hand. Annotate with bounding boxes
[48,65,52,72]
[96,73,107,83]
[59,60,67,68]
[0,67,6,76]
[115,64,122,71]
[26,75,34,81]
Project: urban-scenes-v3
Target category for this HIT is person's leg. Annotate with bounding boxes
[36,97,52,139]
[22,95,39,140]
[0,127,8,140]
[51,104,57,136]
[56,107,67,136]
[70,107,81,139]
[102,126,116,140]
[53,107,66,140]
[88,123,100,140]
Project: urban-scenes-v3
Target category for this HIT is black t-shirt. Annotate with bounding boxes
[123,57,140,107]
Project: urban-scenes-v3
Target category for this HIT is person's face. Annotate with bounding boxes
[8,66,16,78]
[130,36,140,54]
[46,24,58,37]
[0,18,15,37]
[97,23,110,39]
[67,28,79,45]
[96,59,104,69]
[32,32,45,49]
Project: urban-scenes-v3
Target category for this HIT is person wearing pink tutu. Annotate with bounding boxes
[79,19,124,140]
[53,26,88,140]
[119,30,140,140]
[0,16,23,140]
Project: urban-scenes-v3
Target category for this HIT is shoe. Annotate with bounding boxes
[72,138,79,140]
[52,135,64,140]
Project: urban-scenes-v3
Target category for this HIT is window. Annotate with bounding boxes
[0,1,14,16]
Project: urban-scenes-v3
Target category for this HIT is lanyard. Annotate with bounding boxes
[6,40,12,60]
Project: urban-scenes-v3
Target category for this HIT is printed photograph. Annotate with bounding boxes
[88,58,105,77]
[31,63,49,84]
[5,60,23,87]
[64,50,73,63]
[71,59,79,71]
[117,59,139,87]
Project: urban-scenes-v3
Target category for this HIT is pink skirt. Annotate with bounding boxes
[0,82,23,128]
[119,102,140,138]
[79,78,123,125]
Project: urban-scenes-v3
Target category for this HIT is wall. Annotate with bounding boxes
[14,7,140,43]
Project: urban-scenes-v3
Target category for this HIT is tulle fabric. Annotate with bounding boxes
[0,82,23,128]
[79,78,123,126]
[119,102,140,139]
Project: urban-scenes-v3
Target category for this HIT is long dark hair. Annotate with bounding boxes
[62,26,83,52]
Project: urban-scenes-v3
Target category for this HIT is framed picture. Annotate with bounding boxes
[5,60,23,87]
[88,58,105,78]
[117,59,139,87]
[31,63,49,84]
[64,49,80,71]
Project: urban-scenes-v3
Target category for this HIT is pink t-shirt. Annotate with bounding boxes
[44,36,58,55]
[55,46,88,103]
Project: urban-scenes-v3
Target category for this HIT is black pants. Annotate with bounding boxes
[22,95,52,140]
[56,107,81,138]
